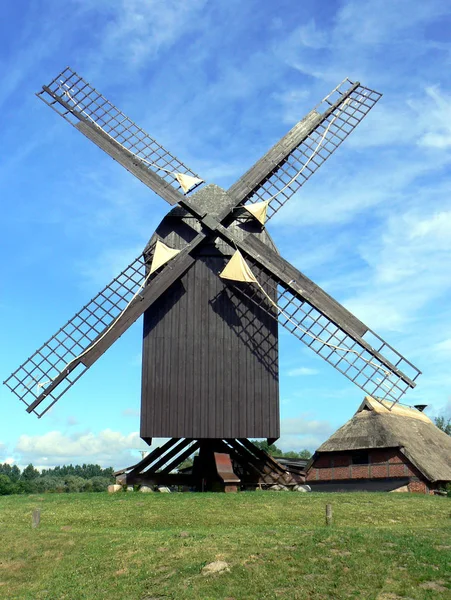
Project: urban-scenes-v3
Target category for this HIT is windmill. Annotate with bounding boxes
[5,68,421,492]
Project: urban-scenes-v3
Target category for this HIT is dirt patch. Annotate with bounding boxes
[419,581,448,592]
[376,594,407,600]
[0,560,26,572]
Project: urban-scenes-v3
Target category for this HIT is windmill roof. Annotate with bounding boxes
[315,396,451,483]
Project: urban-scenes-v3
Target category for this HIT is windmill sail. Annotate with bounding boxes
[228,78,382,222]
[3,239,200,418]
[37,67,204,204]
[221,251,421,405]
[4,255,146,417]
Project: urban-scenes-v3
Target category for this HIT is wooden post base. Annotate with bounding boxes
[115,438,304,492]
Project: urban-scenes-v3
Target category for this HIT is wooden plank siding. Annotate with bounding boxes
[140,211,280,440]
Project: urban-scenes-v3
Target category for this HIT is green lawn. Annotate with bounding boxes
[0,491,450,599]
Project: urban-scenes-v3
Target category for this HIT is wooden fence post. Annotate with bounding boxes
[325,504,332,526]
[32,508,41,529]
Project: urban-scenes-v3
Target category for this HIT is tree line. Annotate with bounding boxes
[0,463,115,495]
[250,441,312,459]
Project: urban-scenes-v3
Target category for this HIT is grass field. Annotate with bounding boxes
[0,491,450,600]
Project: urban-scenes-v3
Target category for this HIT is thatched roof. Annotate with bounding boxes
[315,396,451,483]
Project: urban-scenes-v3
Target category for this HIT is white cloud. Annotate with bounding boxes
[334,0,447,46]
[287,367,319,377]
[278,433,329,453]
[281,415,333,436]
[14,429,148,468]
[294,19,328,49]
[425,397,451,419]
[76,0,208,71]
[342,208,451,331]
[435,339,451,353]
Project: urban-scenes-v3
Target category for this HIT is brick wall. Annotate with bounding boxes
[408,479,429,494]
[306,448,429,493]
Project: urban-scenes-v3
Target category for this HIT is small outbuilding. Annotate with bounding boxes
[306,396,451,493]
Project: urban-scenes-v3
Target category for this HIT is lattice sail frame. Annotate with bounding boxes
[4,250,156,418]
[228,256,421,405]
[245,79,382,221]
[36,67,203,195]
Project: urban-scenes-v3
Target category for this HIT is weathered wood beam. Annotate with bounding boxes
[148,438,194,474]
[214,225,416,389]
[226,82,360,207]
[76,121,183,206]
[125,438,179,477]
[27,232,209,413]
[81,237,205,367]
[160,441,201,475]
[216,223,367,336]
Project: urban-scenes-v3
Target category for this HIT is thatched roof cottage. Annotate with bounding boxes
[306,396,451,493]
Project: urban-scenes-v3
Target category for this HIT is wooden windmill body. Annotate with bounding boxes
[5,68,422,491]
[142,185,279,442]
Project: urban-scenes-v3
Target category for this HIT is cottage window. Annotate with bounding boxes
[352,451,369,465]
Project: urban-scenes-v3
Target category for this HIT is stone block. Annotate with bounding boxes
[108,484,122,493]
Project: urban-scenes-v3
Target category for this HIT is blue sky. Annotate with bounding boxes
[1,0,451,469]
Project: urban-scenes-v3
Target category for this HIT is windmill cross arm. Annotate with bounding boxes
[41,84,183,206]
[226,107,326,206]
[77,121,184,206]
[224,79,382,224]
[27,242,198,412]
[25,360,80,413]
[226,80,360,208]
[215,225,418,391]
[80,241,201,368]
[37,68,204,206]
[10,231,208,417]
[215,224,366,336]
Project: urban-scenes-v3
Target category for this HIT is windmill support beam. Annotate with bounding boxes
[117,439,302,491]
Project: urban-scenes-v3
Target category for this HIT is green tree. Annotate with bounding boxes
[10,465,21,482]
[90,476,112,492]
[434,416,451,435]
[178,457,194,471]
[64,475,86,493]
[0,475,14,495]
[34,476,60,493]
[298,449,312,459]
[250,442,312,459]
[251,440,283,456]
[41,464,115,480]
[21,464,40,480]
